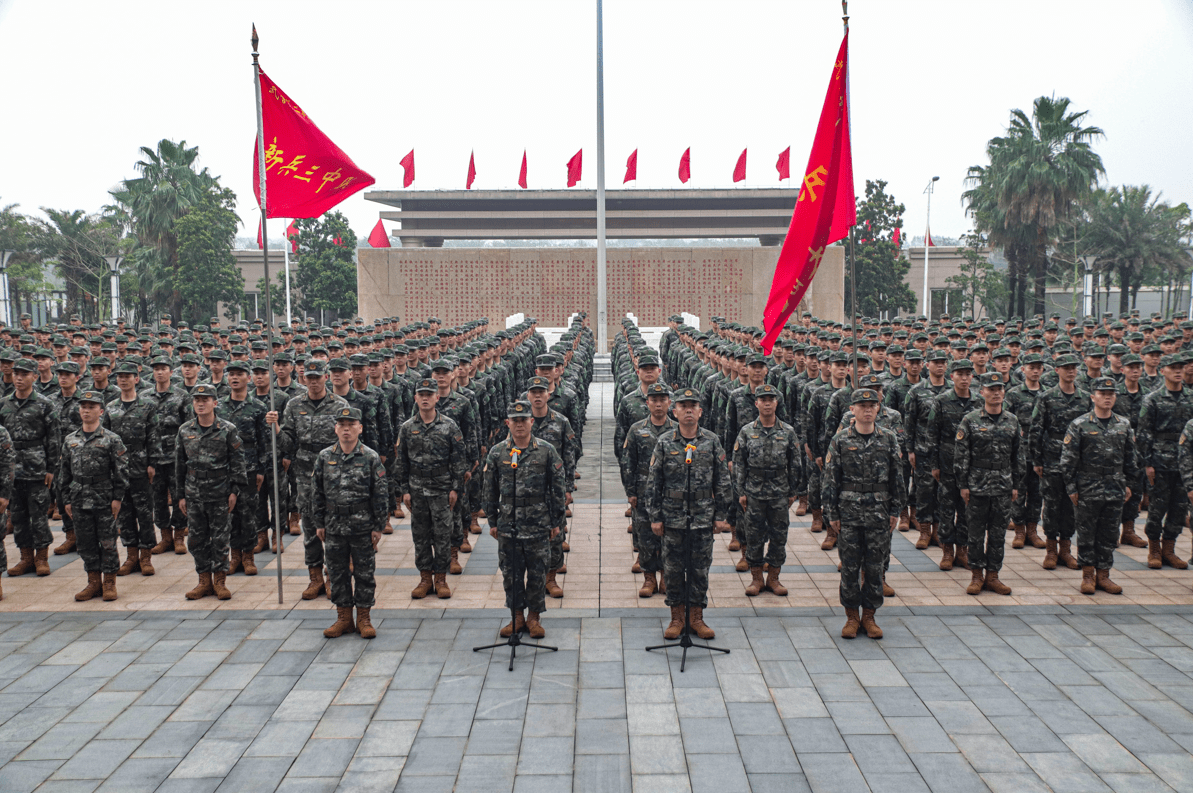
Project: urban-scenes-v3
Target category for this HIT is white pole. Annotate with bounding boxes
[595,0,607,353]
[284,221,293,325]
[110,267,120,320]
[921,178,936,316]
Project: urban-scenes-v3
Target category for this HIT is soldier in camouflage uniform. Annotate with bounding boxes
[50,361,84,556]
[0,425,13,600]
[616,350,661,523]
[312,406,388,640]
[525,376,576,598]
[1113,353,1148,548]
[906,350,950,549]
[482,400,567,639]
[1005,352,1047,549]
[217,360,268,576]
[104,361,160,577]
[1061,377,1138,595]
[620,383,675,597]
[252,360,289,552]
[822,388,904,640]
[1,357,60,577]
[925,359,983,571]
[394,378,467,600]
[805,352,850,536]
[732,383,799,597]
[176,383,248,601]
[430,358,480,574]
[61,391,128,602]
[1137,354,1193,569]
[145,356,191,555]
[955,372,1025,596]
[646,387,732,641]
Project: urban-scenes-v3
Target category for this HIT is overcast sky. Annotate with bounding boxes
[2,0,1190,247]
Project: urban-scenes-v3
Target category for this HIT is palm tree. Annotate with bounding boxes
[33,208,117,321]
[108,139,216,321]
[963,95,1104,316]
[1082,186,1193,314]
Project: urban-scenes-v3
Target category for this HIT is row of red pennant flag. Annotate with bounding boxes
[394,146,794,189]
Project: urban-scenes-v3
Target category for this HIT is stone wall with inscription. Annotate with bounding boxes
[357,245,844,343]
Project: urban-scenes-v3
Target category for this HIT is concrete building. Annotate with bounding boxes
[904,243,1006,320]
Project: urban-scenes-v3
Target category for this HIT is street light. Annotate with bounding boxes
[1080,255,1096,317]
[0,250,13,327]
[921,176,940,317]
[104,255,123,322]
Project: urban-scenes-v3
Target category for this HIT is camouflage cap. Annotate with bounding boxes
[1090,376,1118,392]
[857,374,883,389]
[303,360,328,376]
[348,353,369,367]
[1054,353,1081,367]
[1082,343,1105,357]
[78,390,106,405]
[226,360,251,373]
[979,372,1007,388]
[754,383,780,398]
[526,375,551,391]
[673,387,701,404]
[535,353,560,367]
[111,361,138,375]
[644,383,671,398]
[250,359,270,371]
[327,357,350,371]
[746,353,769,366]
[1122,353,1143,365]
[992,347,1013,359]
[55,361,80,375]
[414,378,437,394]
[925,350,948,362]
[148,355,172,368]
[430,357,455,371]
[949,359,974,373]
[637,352,660,366]
[850,388,880,404]
[335,406,363,422]
[507,400,533,418]
[178,353,201,365]
[905,349,924,361]
[1020,352,1044,365]
[191,383,218,399]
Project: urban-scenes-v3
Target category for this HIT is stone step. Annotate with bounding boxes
[592,353,614,383]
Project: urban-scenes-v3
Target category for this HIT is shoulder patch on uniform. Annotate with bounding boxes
[1181,435,1187,446]
[649,454,655,466]
[956,430,965,440]
[825,452,832,465]
[733,441,739,451]
[1063,434,1072,444]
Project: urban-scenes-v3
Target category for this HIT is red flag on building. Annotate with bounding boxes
[893,227,901,249]
[567,149,583,187]
[926,228,935,246]
[285,219,299,253]
[368,219,390,248]
[400,149,415,187]
[252,68,375,218]
[518,151,528,189]
[776,147,791,180]
[624,149,638,183]
[760,32,855,353]
[466,151,477,189]
[678,148,691,184]
[733,149,747,183]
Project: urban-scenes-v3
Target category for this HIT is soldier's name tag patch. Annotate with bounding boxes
[670,450,679,455]
[412,430,420,435]
[733,442,739,451]
[328,461,337,465]
[1087,431,1098,435]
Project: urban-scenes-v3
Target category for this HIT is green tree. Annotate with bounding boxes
[0,204,52,321]
[174,187,245,325]
[945,232,1008,320]
[291,211,357,320]
[963,95,1104,317]
[255,269,298,319]
[845,180,916,319]
[32,208,119,322]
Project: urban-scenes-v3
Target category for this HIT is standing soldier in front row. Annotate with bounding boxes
[176,384,248,601]
[620,383,675,597]
[822,388,904,640]
[1,357,60,578]
[1062,377,1138,596]
[732,383,799,598]
[0,425,16,601]
[61,391,128,602]
[482,400,568,640]
[954,372,1024,597]
[646,387,732,642]
[312,406,388,640]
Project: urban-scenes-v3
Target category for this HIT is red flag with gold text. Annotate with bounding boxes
[253,69,375,218]
[760,32,854,353]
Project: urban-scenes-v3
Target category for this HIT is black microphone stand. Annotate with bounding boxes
[645,438,730,672]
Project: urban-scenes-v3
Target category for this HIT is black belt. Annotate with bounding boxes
[666,489,712,501]
[299,441,327,453]
[842,484,888,494]
[331,499,370,516]
[507,495,545,507]
[13,439,42,450]
[1081,463,1120,475]
[123,441,145,451]
[188,469,227,481]
[1155,432,1182,441]
[74,474,109,485]
[419,463,449,476]
[1048,429,1068,439]
[969,459,1010,470]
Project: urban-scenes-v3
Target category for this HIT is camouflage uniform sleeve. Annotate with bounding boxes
[449,425,467,492]
[613,402,629,459]
[44,399,61,475]
[311,453,328,529]
[226,425,248,491]
[954,415,972,491]
[370,452,388,527]
[1030,398,1048,469]
[618,429,636,497]
[786,425,800,498]
[712,437,731,524]
[111,433,129,496]
[1124,425,1140,485]
[924,402,942,472]
[1011,415,1026,490]
[1179,422,1193,493]
[559,415,577,492]
[886,432,905,518]
[361,400,381,456]
[394,423,409,496]
[1137,397,1155,468]
[174,427,189,495]
[147,401,165,464]
[731,425,748,496]
[277,399,297,459]
[58,434,73,498]
[645,439,665,525]
[0,428,13,503]
[1059,420,1081,495]
[377,395,394,457]
[546,443,567,530]
[481,445,500,526]
[821,434,842,525]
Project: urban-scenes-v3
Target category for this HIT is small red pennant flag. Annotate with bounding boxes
[466,151,477,189]
[518,151,528,189]
[285,220,299,254]
[733,149,747,183]
[893,227,901,248]
[926,228,935,247]
[368,219,390,248]
[566,149,583,187]
[257,219,263,250]
[400,149,415,188]
[624,149,638,183]
[678,148,691,184]
[776,147,791,181]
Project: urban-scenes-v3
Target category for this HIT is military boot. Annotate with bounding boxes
[139,548,155,576]
[212,573,231,600]
[820,524,838,551]
[882,576,895,597]
[302,567,326,600]
[954,545,970,570]
[54,531,76,555]
[744,567,764,597]
[526,612,545,639]
[394,502,405,519]
[1058,539,1079,570]
[1161,538,1188,569]
[908,505,919,532]
[728,528,740,551]
[545,570,563,598]
[688,607,715,639]
[229,549,243,575]
[795,495,808,516]
[323,606,356,638]
[434,572,451,599]
[1147,537,1162,568]
[101,572,117,601]
[1119,522,1147,548]
[639,571,657,598]
[500,611,526,637]
[1011,523,1026,549]
[241,551,257,576]
[151,528,173,555]
[966,568,984,595]
[185,573,214,600]
[117,545,140,576]
[631,556,641,574]
[1095,568,1123,595]
[449,547,462,575]
[469,511,481,534]
[841,608,861,639]
[939,544,954,571]
[411,570,434,599]
[33,548,50,576]
[356,608,376,639]
[657,574,666,595]
[915,522,933,550]
[983,570,1011,595]
[664,606,685,639]
[764,567,788,596]
[288,512,302,535]
[174,528,188,554]
[381,521,394,535]
[460,535,472,553]
[811,508,824,533]
[253,531,268,554]
[929,523,941,547]
[75,571,103,601]
[1043,537,1059,569]
[1024,523,1046,549]
[861,608,883,639]
[1080,566,1096,595]
[735,550,749,572]
[898,506,910,531]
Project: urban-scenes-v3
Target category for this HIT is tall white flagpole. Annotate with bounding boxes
[596,0,607,353]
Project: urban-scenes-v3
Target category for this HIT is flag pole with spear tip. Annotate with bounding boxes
[253,24,286,604]
[843,1,859,388]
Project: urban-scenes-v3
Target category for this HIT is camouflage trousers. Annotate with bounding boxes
[118,477,156,549]
[410,490,453,574]
[188,498,231,574]
[912,461,940,525]
[325,532,376,608]
[633,505,662,573]
[806,461,823,511]
[935,474,968,546]
[744,496,789,568]
[1011,468,1043,526]
[838,521,891,611]
[549,521,568,571]
[256,466,290,538]
[12,479,52,550]
[230,478,260,553]
[52,480,72,536]
[497,533,549,614]
[296,473,324,568]
[1145,470,1187,542]
[152,462,186,532]
[1041,473,1077,542]
[450,483,470,549]
[74,507,119,574]
[1121,470,1145,526]
[1076,498,1120,570]
[966,493,1011,572]
[662,529,715,609]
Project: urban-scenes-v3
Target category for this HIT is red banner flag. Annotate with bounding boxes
[257,219,263,250]
[733,149,747,183]
[678,148,691,184]
[466,151,477,189]
[400,149,415,187]
[368,219,390,248]
[926,228,935,247]
[252,68,375,218]
[285,219,299,253]
[776,147,791,180]
[760,32,855,353]
[518,151,528,189]
[624,149,638,183]
[567,149,583,187]
[893,227,901,248]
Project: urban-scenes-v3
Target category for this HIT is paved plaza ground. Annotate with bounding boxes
[1,383,1193,792]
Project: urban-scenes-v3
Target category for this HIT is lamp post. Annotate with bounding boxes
[920,176,939,317]
[0,250,12,327]
[104,255,123,322]
[1080,255,1096,317]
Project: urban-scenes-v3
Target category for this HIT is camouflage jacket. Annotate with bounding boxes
[1060,411,1139,501]
[216,395,269,475]
[805,382,844,458]
[59,426,129,510]
[954,409,1025,496]
[482,436,567,539]
[1004,384,1043,458]
[725,383,789,453]
[146,385,192,465]
[837,405,908,459]
[0,391,60,480]
[732,418,800,500]
[1112,383,1145,431]
[174,417,249,502]
[620,416,675,501]
[1177,418,1193,493]
[103,394,160,476]
[530,410,577,490]
[311,441,388,535]
[884,374,921,418]
[437,390,480,467]
[1029,386,1094,473]
[277,393,350,474]
[645,427,732,530]
[394,410,467,495]
[821,425,905,526]
[614,386,651,458]
[1138,386,1193,472]
[52,388,85,442]
[904,379,949,460]
[0,426,13,503]
[924,389,984,476]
